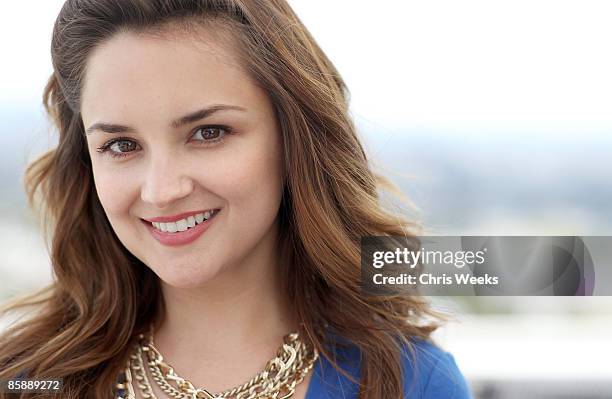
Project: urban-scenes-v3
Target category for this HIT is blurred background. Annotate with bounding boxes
[1,1,611,398]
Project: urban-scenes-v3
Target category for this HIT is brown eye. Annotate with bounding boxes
[111,140,138,153]
[96,137,141,159]
[193,126,228,141]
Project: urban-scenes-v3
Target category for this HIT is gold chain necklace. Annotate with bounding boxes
[116,328,318,399]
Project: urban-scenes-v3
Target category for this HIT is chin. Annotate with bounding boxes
[152,261,224,289]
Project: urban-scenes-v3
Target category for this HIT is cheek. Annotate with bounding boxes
[91,163,138,218]
[215,134,284,215]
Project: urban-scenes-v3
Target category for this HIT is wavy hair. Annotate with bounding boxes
[0,0,442,397]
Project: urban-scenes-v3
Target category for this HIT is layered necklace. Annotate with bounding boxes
[115,327,318,399]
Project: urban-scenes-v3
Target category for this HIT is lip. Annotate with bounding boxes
[143,208,219,223]
[141,209,219,247]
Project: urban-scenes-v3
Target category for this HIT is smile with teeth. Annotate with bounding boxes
[151,210,216,233]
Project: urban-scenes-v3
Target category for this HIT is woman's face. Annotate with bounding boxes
[81,28,284,288]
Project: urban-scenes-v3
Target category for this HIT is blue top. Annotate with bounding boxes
[305,337,472,399]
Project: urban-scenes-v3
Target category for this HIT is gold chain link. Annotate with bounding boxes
[116,329,318,399]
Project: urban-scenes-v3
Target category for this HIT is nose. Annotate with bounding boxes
[140,153,195,209]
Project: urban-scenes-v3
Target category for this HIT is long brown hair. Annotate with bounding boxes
[0,1,442,397]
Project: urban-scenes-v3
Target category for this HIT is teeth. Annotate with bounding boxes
[176,219,188,232]
[166,223,178,233]
[151,210,215,233]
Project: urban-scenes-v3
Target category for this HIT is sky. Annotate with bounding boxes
[1,0,611,134]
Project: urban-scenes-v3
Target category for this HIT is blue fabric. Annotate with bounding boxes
[305,337,473,399]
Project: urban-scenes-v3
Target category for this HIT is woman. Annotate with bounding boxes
[0,0,472,398]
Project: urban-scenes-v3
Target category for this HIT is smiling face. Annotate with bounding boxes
[81,25,284,288]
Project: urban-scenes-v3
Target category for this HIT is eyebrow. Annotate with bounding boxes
[85,104,247,135]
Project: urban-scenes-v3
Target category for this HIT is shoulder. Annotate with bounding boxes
[311,333,472,399]
[400,337,473,399]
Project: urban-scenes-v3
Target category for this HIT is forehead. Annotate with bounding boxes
[80,25,255,124]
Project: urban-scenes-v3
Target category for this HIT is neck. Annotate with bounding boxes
[156,260,296,352]
[151,229,298,391]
